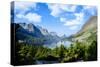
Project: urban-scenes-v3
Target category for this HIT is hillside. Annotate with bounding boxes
[78,16,97,34]
[72,16,97,42]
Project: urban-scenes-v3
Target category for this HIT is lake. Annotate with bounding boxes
[43,40,72,48]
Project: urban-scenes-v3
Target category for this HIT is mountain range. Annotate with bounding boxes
[11,22,61,46]
[11,16,97,47]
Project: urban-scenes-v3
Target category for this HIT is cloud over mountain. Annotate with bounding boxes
[14,1,42,23]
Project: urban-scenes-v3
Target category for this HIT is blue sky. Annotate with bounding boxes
[13,1,97,37]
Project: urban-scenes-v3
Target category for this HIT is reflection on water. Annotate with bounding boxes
[43,40,72,48]
[35,60,59,64]
[35,59,83,64]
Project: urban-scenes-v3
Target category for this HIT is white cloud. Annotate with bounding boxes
[61,13,84,26]
[60,17,66,22]
[74,12,84,22]
[25,13,42,23]
[16,14,24,19]
[15,1,37,14]
[69,26,78,30]
[47,4,77,17]
[47,4,62,17]
[60,12,84,30]
[64,21,80,26]
[82,6,97,15]
[14,2,42,23]
[16,13,42,23]
[59,5,97,30]
[60,5,77,12]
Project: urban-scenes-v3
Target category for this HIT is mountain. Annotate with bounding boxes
[11,23,60,46]
[37,27,60,44]
[36,25,59,37]
[36,25,49,36]
[37,25,61,45]
[60,34,67,39]
[71,16,97,42]
[77,16,97,34]
[19,23,44,38]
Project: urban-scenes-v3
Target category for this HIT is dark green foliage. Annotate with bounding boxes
[59,44,66,62]
[15,43,37,65]
[84,40,97,61]
[83,32,97,61]
[14,34,97,65]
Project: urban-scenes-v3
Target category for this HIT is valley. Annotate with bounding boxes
[11,16,97,65]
